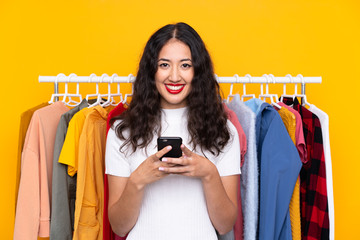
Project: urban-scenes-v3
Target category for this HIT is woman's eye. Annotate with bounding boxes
[159,63,169,67]
[182,63,192,68]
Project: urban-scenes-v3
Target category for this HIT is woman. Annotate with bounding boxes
[105,22,240,239]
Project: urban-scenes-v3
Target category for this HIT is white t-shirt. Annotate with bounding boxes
[105,107,241,240]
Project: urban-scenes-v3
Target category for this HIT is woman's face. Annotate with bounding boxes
[155,38,194,109]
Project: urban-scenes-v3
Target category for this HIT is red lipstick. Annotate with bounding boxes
[165,84,185,94]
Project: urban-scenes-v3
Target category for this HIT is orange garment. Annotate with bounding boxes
[276,107,301,240]
[73,105,114,240]
[58,107,94,176]
[16,102,49,211]
[14,102,69,240]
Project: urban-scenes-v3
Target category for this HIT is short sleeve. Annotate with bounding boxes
[216,121,241,177]
[105,125,131,177]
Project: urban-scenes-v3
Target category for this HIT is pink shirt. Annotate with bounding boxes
[223,104,245,240]
[14,102,69,239]
[223,104,247,166]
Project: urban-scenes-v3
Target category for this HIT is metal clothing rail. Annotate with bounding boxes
[38,73,322,96]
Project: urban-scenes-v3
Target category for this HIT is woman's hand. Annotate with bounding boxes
[159,144,217,181]
[158,144,238,234]
[130,145,175,189]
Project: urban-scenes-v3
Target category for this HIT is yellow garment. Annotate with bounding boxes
[58,107,93,176]
[16,102,49,211]
[73,105,114,240]
[277,107,301,240]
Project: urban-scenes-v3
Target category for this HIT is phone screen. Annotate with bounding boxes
[157,137,183,160]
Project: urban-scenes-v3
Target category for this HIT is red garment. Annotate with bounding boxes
[224,105,245,240]
[104,103,127,240]
[282,98,329,240]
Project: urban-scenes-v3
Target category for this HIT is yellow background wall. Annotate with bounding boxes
[1,0,359,239]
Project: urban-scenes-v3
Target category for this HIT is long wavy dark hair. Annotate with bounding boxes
[112,22,230,156]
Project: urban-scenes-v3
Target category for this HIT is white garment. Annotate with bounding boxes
[227,94,258,240]
[105,107,241,240]
[309,104,335,240]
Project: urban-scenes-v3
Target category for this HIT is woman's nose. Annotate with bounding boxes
[169,67,181,82]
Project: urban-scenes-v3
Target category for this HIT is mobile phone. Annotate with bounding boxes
[157,137,183,160]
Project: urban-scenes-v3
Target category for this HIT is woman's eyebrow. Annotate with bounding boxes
[180,58,192,62]
[157,58,192,62]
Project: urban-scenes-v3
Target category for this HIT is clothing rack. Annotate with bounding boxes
[38,73,322,96]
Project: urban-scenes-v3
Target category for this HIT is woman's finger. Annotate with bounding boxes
[159,165,190,174]
[180,144,193,157]
[153,145,172,161]
[162,156,188,165]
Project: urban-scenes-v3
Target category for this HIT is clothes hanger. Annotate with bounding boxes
[293,74,311,107]
[241,74,256,101]
[100,73,124,107]
[122,73,134,106]
[279,74,311,107]
[86,73,103,108]
[258,74,282,109]
[110,73,123,106]
[49,73,67,104]
[226,74,240,103]
[279,74,296,102]
[61,73,83,107]
[99,73,111,107]
[268,74,280,102]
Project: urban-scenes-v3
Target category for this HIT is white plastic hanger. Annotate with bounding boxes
[280,74,296,102]
[86,73,103,108]
[99,74,112,107]
[49,73,66,104]
[280,74,311,107]
[259,74,282,109]
[241,74,256,101]
[226,74,239,103]
[122,73,134,106]
[100,73,123,107]
[110,73,123,106]
[293,74,311,107]
[61,73,83,107]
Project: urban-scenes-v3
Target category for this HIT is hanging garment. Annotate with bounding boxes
[103,103,127,240]
[224,103,247,166]
[50,99,88,240]
[278,103,307,163]
[55,106,95,238]
[228,95,258,240]
[282,97,329,240]
[73,105,114,240]
[219,104,245,240]
[278,102,309,240]
[245,98,302,240]
[58,107,95,177]
[15,102,49,212]
[14,101,70,240]
[309,104,334,240]
[275,106,302,240]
